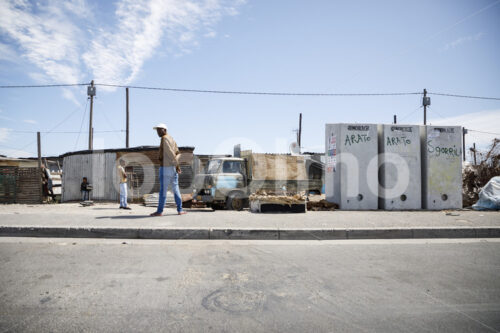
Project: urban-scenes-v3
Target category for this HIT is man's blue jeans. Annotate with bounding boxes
[81,190,89,201]
[157,166,183,213]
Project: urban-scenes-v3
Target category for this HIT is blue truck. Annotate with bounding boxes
[192,154,323,210]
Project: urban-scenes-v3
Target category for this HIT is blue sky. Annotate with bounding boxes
[0,0,499,158]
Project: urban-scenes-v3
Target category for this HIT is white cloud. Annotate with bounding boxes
[204,31,217,38]
[0,1,83,84]
[441,32,483,52]
[61,88,83,107]
[0,128,11,142]
[23,119,37,124]
[428,109,500,148]
[0,0,245,95]
[63,0,93,19]
[82,0,245,87]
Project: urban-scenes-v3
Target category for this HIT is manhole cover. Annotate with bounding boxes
[202,288,266,313]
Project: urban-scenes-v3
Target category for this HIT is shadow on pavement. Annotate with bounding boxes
[95,215,179,219]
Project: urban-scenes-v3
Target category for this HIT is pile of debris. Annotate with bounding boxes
[249,191,305,205]
[249,190,306,213]
[463,138,500,207]
[306,195,338,211]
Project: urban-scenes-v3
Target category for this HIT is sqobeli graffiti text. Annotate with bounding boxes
[427,140,461,157]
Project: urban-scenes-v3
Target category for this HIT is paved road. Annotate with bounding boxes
[1,238,499,332]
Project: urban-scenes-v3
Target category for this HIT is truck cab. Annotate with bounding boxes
[193,157,248,210]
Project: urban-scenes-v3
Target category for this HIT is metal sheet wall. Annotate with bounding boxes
[62,152,118,202]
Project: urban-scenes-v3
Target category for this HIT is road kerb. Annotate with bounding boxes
[1,226,500,240]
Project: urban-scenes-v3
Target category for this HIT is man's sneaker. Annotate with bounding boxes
[123,206,132,210]
[178,211,187,215]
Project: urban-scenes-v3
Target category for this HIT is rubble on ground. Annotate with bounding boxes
[249,190,305,206]
[463,138,500,207]
[306,194,338,211]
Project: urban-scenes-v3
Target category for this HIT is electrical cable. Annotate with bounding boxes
[429,92,500,101]
[468,129,500,136]
[1,82,500,100]
[99,108,124,143]
[94,83,423,96]
[74,98,89,150]
[427,106,448,120]
[5,101,88,156]
[398,105,423,122]
[7,129,125,134]
[0,83,88,88]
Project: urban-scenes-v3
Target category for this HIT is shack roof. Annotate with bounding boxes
[0,156,39,167]
[59,145,195,158]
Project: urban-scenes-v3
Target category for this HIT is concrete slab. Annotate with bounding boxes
[378,124,421,210]
[421,126,463,210]
[325,123,378,210]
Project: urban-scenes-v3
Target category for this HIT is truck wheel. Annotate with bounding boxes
[211,204,224,211]
[227,192,244,211]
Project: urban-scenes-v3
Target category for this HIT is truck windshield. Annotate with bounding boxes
[222,161,242,174]
[206,160,222,174]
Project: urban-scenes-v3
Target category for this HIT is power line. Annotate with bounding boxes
[0,83,88,88]
[5,101,88,155]
[95,83,422,96]
[74,98,89,150]
[0,81,421,96]
[399,105,423,122]
[429,92,500,101]
[8,129,125,134]
[427,106,448,120]
[0,144,37,156]
[468,129,500,136]
[99,108,124,143]
[1,82,500,100]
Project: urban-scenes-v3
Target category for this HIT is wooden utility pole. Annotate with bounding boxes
[37,132,43,203]
[298,113,302,151]
[423,88,427,125]
[462,128,467,161]
[88,80,95,150]
[393,115,397,124]
[126,87,130,148]
[473,143,477,165]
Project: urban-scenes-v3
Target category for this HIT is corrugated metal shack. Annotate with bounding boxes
[0,157,41,204]
[61,146,195,202]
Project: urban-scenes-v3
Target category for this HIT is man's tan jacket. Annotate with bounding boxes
[159,133,180,167]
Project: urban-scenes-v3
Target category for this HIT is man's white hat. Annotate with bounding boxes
[153,123,168,131]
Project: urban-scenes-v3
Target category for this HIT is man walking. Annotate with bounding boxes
[118,159,131,210]
[150,123,186,216]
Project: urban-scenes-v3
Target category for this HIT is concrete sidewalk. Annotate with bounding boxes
[0,203,499,240]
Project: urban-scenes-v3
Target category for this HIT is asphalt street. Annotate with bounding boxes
[0,238,499,332]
